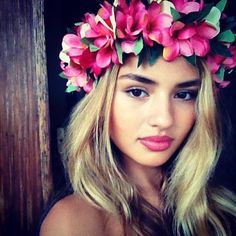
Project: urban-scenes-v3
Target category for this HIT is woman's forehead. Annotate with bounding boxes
[118,55,200,85]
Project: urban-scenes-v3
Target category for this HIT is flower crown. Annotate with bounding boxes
[59,0,236,93]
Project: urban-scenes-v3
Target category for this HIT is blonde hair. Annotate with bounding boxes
[65,61,236,235]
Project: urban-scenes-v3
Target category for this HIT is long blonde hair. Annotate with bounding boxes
[65,61,236,235]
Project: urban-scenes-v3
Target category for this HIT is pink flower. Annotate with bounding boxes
[212,74,230,88]
[63,64,88,87]
[162,21,218,61]
[63,33,87,53]
[206,54,224,74]
[116,0,146,40]
[96,46,119,68]
[224,46,236,69]
[98,1,114,26]
[142,2,173,46]
[83,78,94,93]
[172,0,204,14]
[82,5,118,69]
[206,52,235,88]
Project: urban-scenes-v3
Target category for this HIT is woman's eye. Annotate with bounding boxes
[126,88,148,98]
[175,90,198,101]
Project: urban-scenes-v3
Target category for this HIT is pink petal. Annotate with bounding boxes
[178,26,196,40]
[112,50,119,64]
[179,40,194,56]
[163,42,180,61]
[78,49,96,69]
[84,13,97,29]
[181,2,200,14]
[63,34,81,47]
[92,64,102,77]
[224,46,236,69]
[172,0,185,11]
[159,28,174,46]
[170,21,185,37]
[85,28,100,38]
[196,23,218,39]
[83,78,94,93]
[94,37,109,48]
[212,74,230,88]
[96,47,112,68]
[148,30,162,45]
[98,1,112,20]
[121,40,136,54]
[75,75,88,87]
[224,57,236,69]
[191,36,210,57]
[60,61,66,70]
[126,15,134,33]
[155,14,173,29]
[206,54,224,73]
[67,48,83,57]
[148,2,161,18]
[199,0,204,10]
[64,66,84,77]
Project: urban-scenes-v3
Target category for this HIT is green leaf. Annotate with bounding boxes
[74,22,83,26]
[211,41,232,57]
[81,37,91,46]
[216,0,227,12]
[149,44,162,66]
[115,42,123,64]
[217,30,235,43]
[59,72,68,79]
[197,3,215,21]
[216,66,225,81]
[66,84,77,93]
[171,7,181,21]
[138,48,146,67]
[134,38,144,55]
[185,55,197,66]
[204,6,221,28]
[89,44,99,52]
[181,3,213,24]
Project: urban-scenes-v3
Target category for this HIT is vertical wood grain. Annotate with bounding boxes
[0,0,53,235]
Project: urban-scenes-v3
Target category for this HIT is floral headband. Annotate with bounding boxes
[59,0,236,93]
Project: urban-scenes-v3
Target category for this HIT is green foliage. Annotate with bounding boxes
[211,41,232,57]
[115,42,123,64]
[134,38,144,55]
[185,55,197,67]
[216,0,227,12]
[217,30,235,43]
[66,84,78,93]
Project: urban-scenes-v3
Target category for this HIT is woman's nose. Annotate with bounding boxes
[147,96,174,129]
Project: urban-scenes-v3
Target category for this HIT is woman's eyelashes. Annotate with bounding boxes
[124,86,199,101]
[126,87,149,98]
[174,90,198,101]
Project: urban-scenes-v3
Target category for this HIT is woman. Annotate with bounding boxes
[41,0,236,235]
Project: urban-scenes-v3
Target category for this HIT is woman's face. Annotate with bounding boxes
[109,56,200,168]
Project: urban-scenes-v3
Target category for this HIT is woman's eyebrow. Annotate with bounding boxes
[176,79,201,88]
[119,73,201,87]
[118,73,156,85]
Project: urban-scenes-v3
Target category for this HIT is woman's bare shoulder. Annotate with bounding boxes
[40,194,105,236]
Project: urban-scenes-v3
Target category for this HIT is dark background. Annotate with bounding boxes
[44,0,236,194]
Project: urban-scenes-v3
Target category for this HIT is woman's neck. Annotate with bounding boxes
[123,156,163,208]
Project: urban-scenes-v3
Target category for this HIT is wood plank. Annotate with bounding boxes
[0,0,52,235]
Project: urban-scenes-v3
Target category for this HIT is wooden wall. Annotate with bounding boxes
[0,0,52,235]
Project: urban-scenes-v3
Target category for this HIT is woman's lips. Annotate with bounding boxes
[139,136,174,151]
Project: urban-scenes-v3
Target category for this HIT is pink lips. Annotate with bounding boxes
[139,135,174,151]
